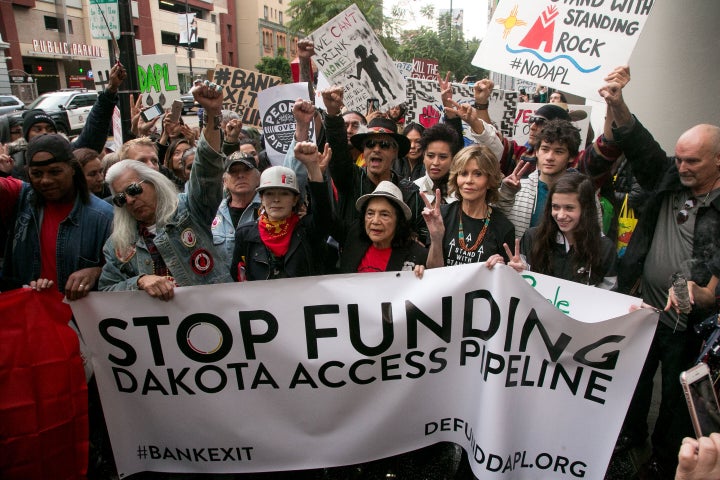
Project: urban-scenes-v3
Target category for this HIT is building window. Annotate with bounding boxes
[264,6,268,20]
[279,12,283,25]
[211,14,216,23]
[68,20,74,34]
[226,24,232,41]
[44,16,60,31]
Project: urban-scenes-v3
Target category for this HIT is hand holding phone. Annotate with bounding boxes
[141,103,164,123]
[681,362,720,438]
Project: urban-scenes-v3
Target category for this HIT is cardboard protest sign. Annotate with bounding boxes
[309,4,406,113]
[411,58,439,80]
[512,102,593,146]
[211,65,282,127]
[472,0,655,100]
[71,264,655,479]
[91,54,180,108]
[258,83,315,166]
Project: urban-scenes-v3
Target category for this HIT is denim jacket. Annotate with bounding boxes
[4,184,114,292]
[211,194,260,266]
[99,133,233,290]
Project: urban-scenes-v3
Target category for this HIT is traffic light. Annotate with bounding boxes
[37,65,43,72]
[79,67,84,74]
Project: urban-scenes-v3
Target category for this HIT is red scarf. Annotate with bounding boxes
[258,212,299,257]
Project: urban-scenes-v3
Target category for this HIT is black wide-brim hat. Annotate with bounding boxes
[350,117,411,158]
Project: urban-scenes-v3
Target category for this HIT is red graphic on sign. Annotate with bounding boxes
[419,105,440,128]
[518,5,559,53]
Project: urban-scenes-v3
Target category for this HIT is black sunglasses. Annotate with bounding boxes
[364,139,397,150]
[676,197,697,225]
[112,180,146,207]
[528,116,547,126]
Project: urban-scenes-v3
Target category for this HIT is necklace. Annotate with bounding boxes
[458,206,491,252]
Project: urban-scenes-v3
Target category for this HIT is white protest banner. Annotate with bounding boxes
[512,102,592,146]
[212,65,283,127]
[309,4,406,113]
[91,54,180,108]
[89,0,119,40]
[405,79,517,143]
[71,264,656,478]
[405,77,443,129]
[258,83,315,166]
[472,0,655,101]
[488,88,519,140]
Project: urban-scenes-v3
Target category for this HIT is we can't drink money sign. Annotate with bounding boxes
[473,0,655,100]
[71,265,656,478]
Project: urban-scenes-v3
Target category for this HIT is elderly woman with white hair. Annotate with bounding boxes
[98,81,232,300]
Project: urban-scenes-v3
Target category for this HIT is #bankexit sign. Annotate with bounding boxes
[472,0,655,100]
[71,264,656,478]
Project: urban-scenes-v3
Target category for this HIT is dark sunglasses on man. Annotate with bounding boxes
[112,180,146,207]
[364,139,397,150]
[528,116,547,126]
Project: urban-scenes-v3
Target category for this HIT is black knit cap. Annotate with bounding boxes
[22,109,57,141]
[25,134,74,167]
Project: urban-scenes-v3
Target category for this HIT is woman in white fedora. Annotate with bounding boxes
[339,180,427,276]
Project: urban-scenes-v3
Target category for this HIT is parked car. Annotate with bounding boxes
[10,89,98,135]
[0,95,25,115]
[180,93,197,114]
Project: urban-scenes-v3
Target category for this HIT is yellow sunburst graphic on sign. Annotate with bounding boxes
[496,5,527,39]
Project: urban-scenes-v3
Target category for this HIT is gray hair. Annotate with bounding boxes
[221,110,240,124]
[106,159,180,253]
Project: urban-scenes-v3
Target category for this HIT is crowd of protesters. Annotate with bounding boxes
[1,35,719,480]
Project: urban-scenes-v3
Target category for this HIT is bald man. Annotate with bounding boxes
[608,82,720,476]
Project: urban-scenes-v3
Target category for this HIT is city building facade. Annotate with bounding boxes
[0,0,308,103]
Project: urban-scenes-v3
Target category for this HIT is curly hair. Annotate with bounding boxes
[419,122,462,158]
[448,145,502,204]
[529,171,603,284]
[537,119,581,158]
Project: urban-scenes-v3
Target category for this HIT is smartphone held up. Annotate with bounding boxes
[681,362,720,438]
[141,103,164,123]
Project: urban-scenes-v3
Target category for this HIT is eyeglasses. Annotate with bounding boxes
[364,139,397,150]
[676,197,697,225]
[112,180,146,207]
[528,116,546,126]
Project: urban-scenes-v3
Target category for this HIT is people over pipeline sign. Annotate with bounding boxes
[257,83,316,166]
[211,65,282,127]
[70,264,656,478]
[472,0,655,100]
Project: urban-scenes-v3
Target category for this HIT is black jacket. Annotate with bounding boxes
[230,180,332,281]
[613,117,720,323]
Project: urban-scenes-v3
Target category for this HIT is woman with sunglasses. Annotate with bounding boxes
[99,81,233,299]
[505,171,616,287]
[423,144,515,269]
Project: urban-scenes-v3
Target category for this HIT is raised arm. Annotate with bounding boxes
[72,62,126,152]
[322,86,355,192]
